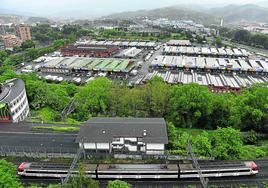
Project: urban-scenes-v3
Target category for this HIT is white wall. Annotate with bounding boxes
[124,138,137,142]
[146,150,164,155]
[96,143,110,150]
[146,143,165,150]
[124,144,137,152]
[82,143,110,150]
[82,143,96,149]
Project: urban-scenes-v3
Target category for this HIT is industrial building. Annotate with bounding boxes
[60,44,119,58]
[76,118,168,155]
[151,55,268,73]
[41,57,137,74]
[0,78,29,123]
[138,70,268,93]
[163,46,250,58]
[115,47,143,58]
[167,40,191,46]
[76,40,158,49]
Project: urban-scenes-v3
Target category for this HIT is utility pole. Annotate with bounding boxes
[63,148,82,184]
[188,139,209,188]
[61,98,76,121]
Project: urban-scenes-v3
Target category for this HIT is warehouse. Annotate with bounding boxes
[41,57,136,75]
[60,44,119,58]
[167,40,191,46]
[76,118,168,155]
[115,47,143,58]
[75,40,158,49]
[151,55,268,73]
[140,70,268,93]
[163,46,250,58]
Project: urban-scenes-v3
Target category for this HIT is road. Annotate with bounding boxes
[0,132,78,155]
[0,122,80,133]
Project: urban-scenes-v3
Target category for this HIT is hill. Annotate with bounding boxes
[207,4,268,23]
[103,6,218,25]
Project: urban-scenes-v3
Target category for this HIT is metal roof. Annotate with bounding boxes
[76,118,168,144]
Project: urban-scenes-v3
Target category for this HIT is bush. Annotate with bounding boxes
[107,180,131,188]
[243,130,258,145]
[239,145,265,159]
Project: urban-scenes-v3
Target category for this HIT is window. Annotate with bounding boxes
[113,137,120,142]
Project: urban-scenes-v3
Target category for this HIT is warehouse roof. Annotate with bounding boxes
[76,118,168,144]
[167,40,191,46]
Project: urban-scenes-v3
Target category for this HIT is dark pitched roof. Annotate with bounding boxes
[76,118,168,144]
[0,78,25,103]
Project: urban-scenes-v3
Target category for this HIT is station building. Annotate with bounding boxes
[0,78,29,123]
[76,118,168,155]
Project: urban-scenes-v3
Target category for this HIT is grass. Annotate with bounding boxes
[33,126,80,132]
[28,108,81,125]
[176,128,213,136]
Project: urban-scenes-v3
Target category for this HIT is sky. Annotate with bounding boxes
[0,0,265,17]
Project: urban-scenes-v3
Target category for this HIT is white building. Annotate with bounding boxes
[0,78,29,123]
[76,118,168,155]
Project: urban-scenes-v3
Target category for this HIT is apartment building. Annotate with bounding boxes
[18,25,32,41]
[0,78,30,123]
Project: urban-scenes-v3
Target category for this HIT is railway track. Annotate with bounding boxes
[17,159,268,187]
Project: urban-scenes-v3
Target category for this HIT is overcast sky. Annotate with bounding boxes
[1,0,265,17]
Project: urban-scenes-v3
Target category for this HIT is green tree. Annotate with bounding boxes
[147,77,170,117]
[21,40,35,50]
[169,84,213,128]
[64,165,99,188]
[74,77,111,120]
[0,50,8,63]
[192,131,212,157]
[212,127,243,160]
[243,130,258,145]
[107,180,131,188]
[53,39,66,49]
[0,160,22,188]
[215,37,223,47]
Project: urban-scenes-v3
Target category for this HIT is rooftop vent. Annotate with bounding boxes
[143,129,147,136]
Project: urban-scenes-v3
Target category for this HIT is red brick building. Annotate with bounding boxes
[60,45,119,58]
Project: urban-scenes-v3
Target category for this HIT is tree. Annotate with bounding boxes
[233,30,251,44]
[215,37,223,47]
[74,77,111,120]
[147,77,170,117]
[192,131,212,157]
[0,50,8,63]
[243,130,258,145]
[107,180,131,188]
[21,40,35,50]
[53,39,66,49]
[168,84,213,129]
[212,127,243,160]
[64,164,99,188]
[0,159,22,188]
